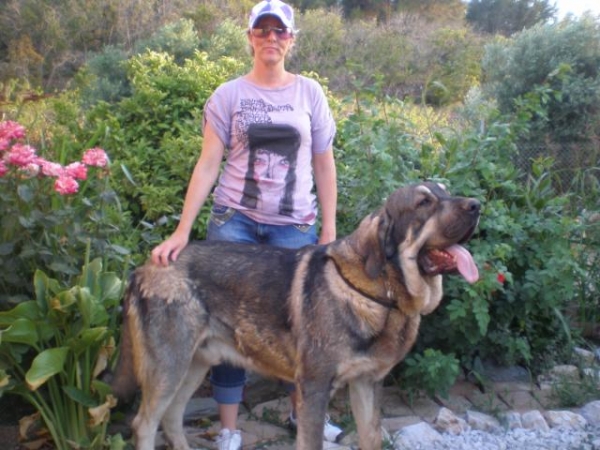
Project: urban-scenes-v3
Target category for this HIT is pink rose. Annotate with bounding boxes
[65,161,88,180]
[0,121,26,141]
[39,159,64,177]
[0,160,8,177]
[0,138,10,152]
[6,144,37,167]
[19,162,40,178]
[54,176,79,195]
[82,148,109,167]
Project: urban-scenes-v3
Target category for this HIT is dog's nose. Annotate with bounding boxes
[465,199,481,214]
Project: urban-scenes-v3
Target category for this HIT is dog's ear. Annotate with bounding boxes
[364,209,393,279]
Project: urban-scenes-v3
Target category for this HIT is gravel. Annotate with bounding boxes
[410,425,600,450]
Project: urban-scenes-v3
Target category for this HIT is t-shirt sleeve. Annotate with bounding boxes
[203,84,232,148]
[309,80,336,154]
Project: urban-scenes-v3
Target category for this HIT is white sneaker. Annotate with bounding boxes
[215,428,242,450]
[288,412,343,443]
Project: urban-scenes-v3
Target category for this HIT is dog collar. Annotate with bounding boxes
[327,256,399,310]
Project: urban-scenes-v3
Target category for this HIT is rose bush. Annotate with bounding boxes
[0,120,133,309]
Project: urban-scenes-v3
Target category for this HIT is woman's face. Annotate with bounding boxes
[248,16,295,65]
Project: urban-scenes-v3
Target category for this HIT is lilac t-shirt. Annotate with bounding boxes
[203,75,336,226]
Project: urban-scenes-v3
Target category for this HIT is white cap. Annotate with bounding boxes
[248,0,296,31]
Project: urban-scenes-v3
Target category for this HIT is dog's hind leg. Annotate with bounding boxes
[160,357,211,450]
[348,377,383,450]
[132,357,197,450]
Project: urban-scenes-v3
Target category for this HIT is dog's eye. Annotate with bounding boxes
[417,197,431,207]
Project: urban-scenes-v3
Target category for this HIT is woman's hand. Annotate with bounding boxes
[151,231,189,266]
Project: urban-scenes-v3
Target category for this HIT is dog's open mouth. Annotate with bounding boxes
[419,245,479,284]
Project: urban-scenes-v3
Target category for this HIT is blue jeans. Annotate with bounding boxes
[207,204,317,404]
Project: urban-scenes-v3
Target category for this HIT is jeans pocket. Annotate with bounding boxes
[293,223,313,233]
[210,204,236,227]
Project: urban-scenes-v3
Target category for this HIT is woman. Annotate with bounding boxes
[151,1,341,449]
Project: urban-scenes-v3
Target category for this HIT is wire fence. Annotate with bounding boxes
[515,142,600,202]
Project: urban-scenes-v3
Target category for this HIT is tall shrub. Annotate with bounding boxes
[87,51,245,241]
[481,15,600,142]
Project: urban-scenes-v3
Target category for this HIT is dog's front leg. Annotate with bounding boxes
[295,379,331,450]
[348,377,383,450]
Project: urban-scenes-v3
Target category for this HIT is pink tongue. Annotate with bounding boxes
[447,244,479,284]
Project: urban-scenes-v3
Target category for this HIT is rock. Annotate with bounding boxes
[544,410,587,429]
[500,411,523,429]
[521,410,550,432]
[393,422,442,448]
[573,347,596,365]
[549,365,580,380]
[184,396,218,421]
[465,410,501,432]
[433,407,469,435]
[580,400,600,426]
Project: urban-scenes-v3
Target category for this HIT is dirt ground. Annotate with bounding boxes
[0,425,19,449]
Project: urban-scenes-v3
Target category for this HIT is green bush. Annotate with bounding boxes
[78,45,131,106]
[0,117,137,307]
[481,15,600,142]
[134,18,200,64]
[88,50,245,242]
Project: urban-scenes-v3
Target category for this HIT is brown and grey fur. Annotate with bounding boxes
[111,182,480,450]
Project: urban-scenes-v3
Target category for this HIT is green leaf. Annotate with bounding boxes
[52,289,78,312]
[92,379,112,400]
[98,273,123,302]
[120,163,137,186]
[0,318,39,346]
[63,385,97,408]
[69,327,108,355]
[25,347,69,391]
[0,301,41,326]
[17,184,34,202]
[34,270,61,314]
[109,244,131,256]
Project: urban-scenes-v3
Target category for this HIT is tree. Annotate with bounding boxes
[399,0,467,24]
[342,0,395,21]
[482,15,600,142]
[466,0,557,36]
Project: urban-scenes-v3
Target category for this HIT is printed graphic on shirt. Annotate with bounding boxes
[233,98,294,146]
[240,122,300,217]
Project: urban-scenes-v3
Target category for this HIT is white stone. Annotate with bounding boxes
[521,410,550,432]
[465,410,502,432]
[573,347,596,365]
[549,364,580,380]
[544,410,587,429]
[580,400,600,426]
[500,411,523,429]
[393,422,442,448]
[433,407,469,435]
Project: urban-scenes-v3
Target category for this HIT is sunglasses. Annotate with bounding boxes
[250,27,293,40]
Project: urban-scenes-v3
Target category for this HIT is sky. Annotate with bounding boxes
[553,0,600,19]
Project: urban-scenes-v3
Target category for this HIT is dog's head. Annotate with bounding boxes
[363,182,480,283]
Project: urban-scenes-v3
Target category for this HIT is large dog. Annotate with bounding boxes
[111,182,480,450]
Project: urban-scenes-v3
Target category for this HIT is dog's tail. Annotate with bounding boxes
[109,278,140,401]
